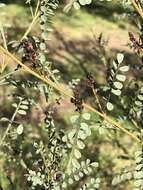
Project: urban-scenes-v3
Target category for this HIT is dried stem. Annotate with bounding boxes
[131,0,143,18]
[0,100,22,147]
[0,45,140,143]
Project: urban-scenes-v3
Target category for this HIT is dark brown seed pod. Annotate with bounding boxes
[71,88,83,112]
[85,72,96,89]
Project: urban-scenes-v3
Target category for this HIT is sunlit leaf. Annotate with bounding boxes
[116,74,126,82]
[111,89,121,96]
[117,53,124,64]
[119,65,129,72]
[17,124,24,135]
[107,102,114,111]
[74,149,81,159]
[18,110,27,115]
[114,81,123,89]
[82,113,91,120]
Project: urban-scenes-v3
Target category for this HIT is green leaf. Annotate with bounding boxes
[73,2,80,9]
[117,53,124,64]
[136,164,143,171]
[135,101,142,107]
[135,150,142,158]
[135,157,143,164]
[0,117,9,122]
[86,159,90,164]
[63,4,72,13]
[68,129,76,141]
[83,168,89,175]
[77,140,85,149]
[99,127,105,134]
[18,110,27,115]
[68,178,74,184]
[82,113,91,120]
[80,123,91,136]
[91,178,96,184]
[116,74,126,82]
[70,115,79,123]
[12,103,17,108]
[138,95,143,101]
[74,175,80,181]
[111,89,121,96]
[80,122,88,130]
[78,130,87,140]
[114,81,123,89]
[40,43,46,50]
[95,178,101,183]
[20,105,29,110]
[41,15,47,22]
[85,0,92,4]
[87,166,92,173]
[74,149,81,159]
[119,65,129,72]
[90,162,99,168]
[62,135,68,142]
[134,179,143,187]
[39,53,46,63]
[106,102,114,111]
[72,158,80,169]
[134,171,143,179]
[22,100,29,105]
[16,124,24,135]
[62,182,67,188]
[41,32,48,40]
[78,172,84,178]
[113,60,118,70]
[79,0,86,5]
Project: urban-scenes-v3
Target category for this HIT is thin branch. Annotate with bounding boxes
[21,0,40,40]
[0,25,7,50]
[131,0,143,19]
[92,88,103,113]
[0,100,22,147]
[0,45,141,143]
[21,12,40,40]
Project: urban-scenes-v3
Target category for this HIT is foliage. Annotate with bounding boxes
[0,0,143,190]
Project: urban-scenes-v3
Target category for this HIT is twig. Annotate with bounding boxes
[21,0,40,40]
[92,88,103,113]
[131,0,143,18]
[0,25,7,50]
[0,45,141,143]
[21,12,40,40]
[0,100,22,147]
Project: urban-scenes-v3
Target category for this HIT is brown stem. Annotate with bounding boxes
[0,45,141,143]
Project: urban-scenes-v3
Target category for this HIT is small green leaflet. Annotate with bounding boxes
[117,53,124,64]
[119,65,129,72]
[17,124,24,135]
[106,102,114,111]
[114,81,123,89]
[111,89,121,96]
[116,74,126,82]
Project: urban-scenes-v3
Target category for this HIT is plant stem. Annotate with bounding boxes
[0,25,7,50]
[0,45,141,143]
[21,0,40,40]
[0,100,22,147]
[0,70,17,81]
[92,88,103,113]
[21,12,40,40]
[131,0,143,19]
